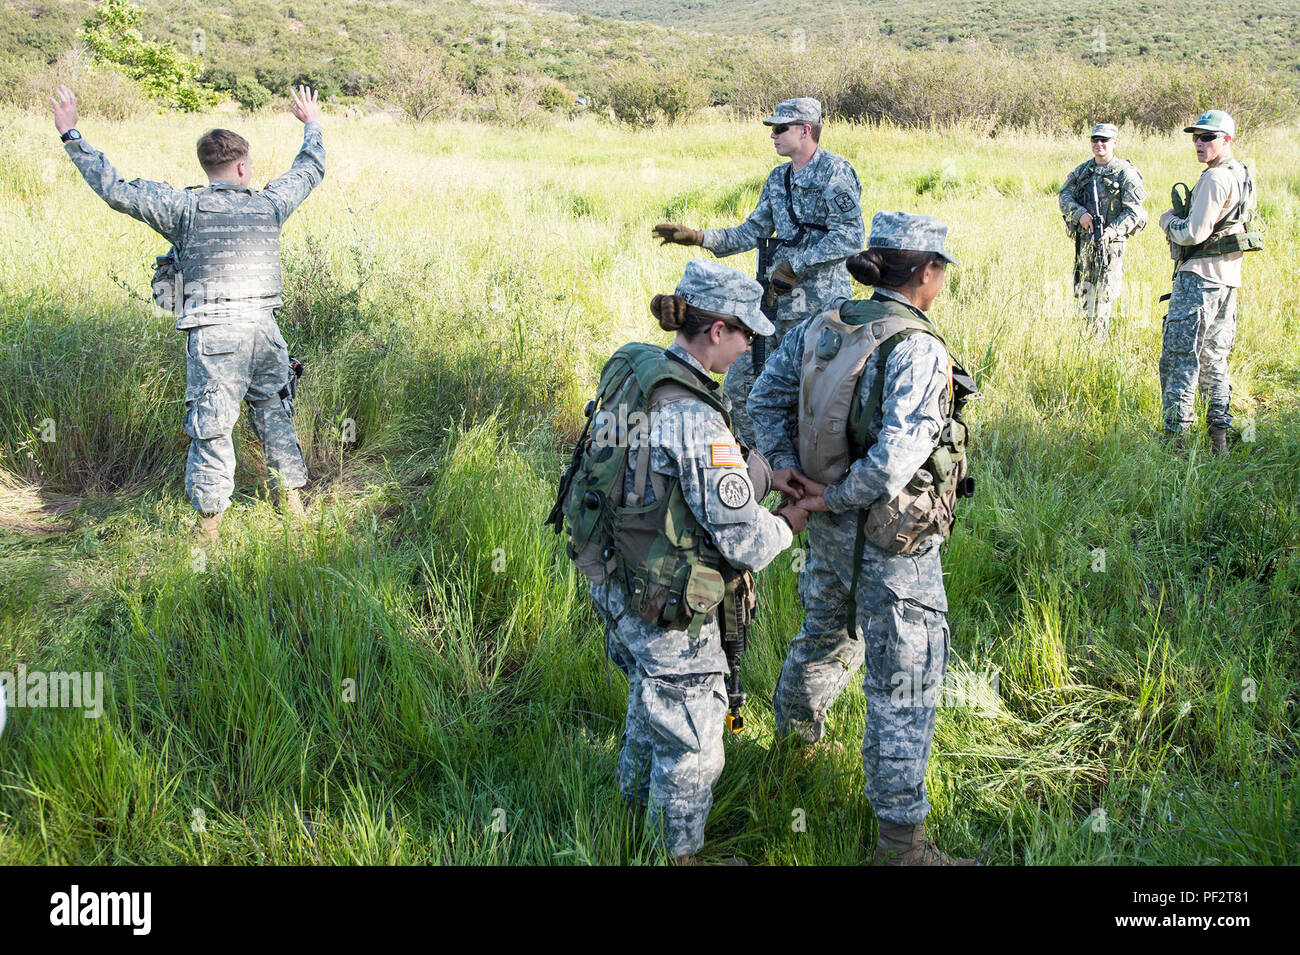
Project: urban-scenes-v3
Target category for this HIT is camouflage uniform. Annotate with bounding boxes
[591,338,793,858]
[702,100,864,446]
[64,123,325,514]
[1058,148,1147,337]
[750,213,957,827]
[1156,111,1251,437]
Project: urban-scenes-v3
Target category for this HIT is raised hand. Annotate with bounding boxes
[289,85,322,124]
[51,85,79,135]
[653,223,703,247]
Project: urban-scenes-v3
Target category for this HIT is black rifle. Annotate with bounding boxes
[719,570,756,734]
[753,236,781,375]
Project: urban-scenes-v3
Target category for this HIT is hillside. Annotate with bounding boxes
[0,0,766,99]
[545,0,1300,77]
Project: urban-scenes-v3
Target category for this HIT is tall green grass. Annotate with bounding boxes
[0,106,1296,863]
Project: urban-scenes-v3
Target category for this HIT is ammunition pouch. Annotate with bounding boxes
[152,248,183,315]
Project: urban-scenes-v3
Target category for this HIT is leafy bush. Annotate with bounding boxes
[80,0,218,111]
[230,75,272,113]
[602,69,707,127]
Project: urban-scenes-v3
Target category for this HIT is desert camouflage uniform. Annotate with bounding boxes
[750,288,953,826]
[702,149,864,445]
[1058,158,1147,336]
[64,123,325,514]
[590,343,793,857]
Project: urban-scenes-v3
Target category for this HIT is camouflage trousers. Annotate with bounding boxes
[1159,271,1237,434]
[772,537,950,826]
[184,317,307,514]
[594,584,728,859]
[1073,239,1125,338]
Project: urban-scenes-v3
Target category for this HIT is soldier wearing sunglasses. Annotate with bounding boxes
[1057,123,1148,339]
[653,98,864,448]
[1158,110,1260,453]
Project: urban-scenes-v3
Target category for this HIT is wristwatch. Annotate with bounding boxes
[60,129,81,143]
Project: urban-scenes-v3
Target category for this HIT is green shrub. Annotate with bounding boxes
[230,76,272,112]
[80,0,218,111]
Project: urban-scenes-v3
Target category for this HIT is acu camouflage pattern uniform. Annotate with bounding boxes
[750,218,957,829]
[702,99,864,446]
[1058,138,1147,336]
[591,338,792,859]
[64,123,325,514]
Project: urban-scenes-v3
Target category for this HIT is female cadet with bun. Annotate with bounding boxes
[548,259,806,863]
[749,211,978,865]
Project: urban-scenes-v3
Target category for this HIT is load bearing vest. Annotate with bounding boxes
[1181,159,1264,260]
[797,298,977,628]
[546,343,735,636]
[176,185,284,307]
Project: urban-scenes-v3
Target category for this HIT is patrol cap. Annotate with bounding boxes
[763,98,822,126]
[675,259,775,337]
[1184,109,1235,138]
[1090,123,1118,140]
[867,211,959,266]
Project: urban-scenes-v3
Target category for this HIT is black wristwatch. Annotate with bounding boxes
[60,129,81,143]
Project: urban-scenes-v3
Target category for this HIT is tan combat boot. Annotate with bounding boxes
[872,820,977,866]
[193,511,222,545]
[1208,427,1230,455]
[273,486,307,521]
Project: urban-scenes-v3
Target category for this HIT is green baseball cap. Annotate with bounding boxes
[1184,110,1235,138]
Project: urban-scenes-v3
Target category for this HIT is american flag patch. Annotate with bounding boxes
[710,444,745,467]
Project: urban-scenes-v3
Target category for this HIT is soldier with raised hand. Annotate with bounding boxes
[1058,122,1148,338]
[550,260,803,864]
[51,84,325,542]
[653,97,864,447]
[1158,110,1261,454]
[750,212,978,866]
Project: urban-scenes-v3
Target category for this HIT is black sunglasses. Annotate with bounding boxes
[1090,136,1113,143]
[772,124,806,135]
[720,320,755,342]
[1192,132,1223,143]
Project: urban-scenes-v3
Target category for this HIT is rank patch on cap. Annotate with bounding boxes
[717,472,752,509]
[710,444,744,467]
[834,192,856,212]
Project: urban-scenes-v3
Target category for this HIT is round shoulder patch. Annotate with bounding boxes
[717,472,752,510]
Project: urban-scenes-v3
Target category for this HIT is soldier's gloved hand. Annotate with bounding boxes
[776,504,809,535]
[653,223,703,247]
[770,259,797,296]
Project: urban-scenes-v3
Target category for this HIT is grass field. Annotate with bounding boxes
[0,104,1297,864]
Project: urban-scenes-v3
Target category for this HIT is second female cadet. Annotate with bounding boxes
[551,259,805,862]
[750,212,977,865]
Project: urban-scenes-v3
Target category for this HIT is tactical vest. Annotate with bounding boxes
[1064,159,1145,240]
[798,298,975,553]
[1182,160,1263,261]
[547,344,735,636]
[796,298,976,631]
[176,185,284,308]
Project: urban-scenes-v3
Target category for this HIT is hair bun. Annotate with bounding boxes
[846,250,884,287]
[651,294,688,331]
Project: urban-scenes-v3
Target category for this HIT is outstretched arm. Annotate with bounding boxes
[52,86,188,243]
[702,173,776,258]
[264,85,326,225]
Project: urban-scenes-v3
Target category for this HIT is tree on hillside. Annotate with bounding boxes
[80,0,218,111]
